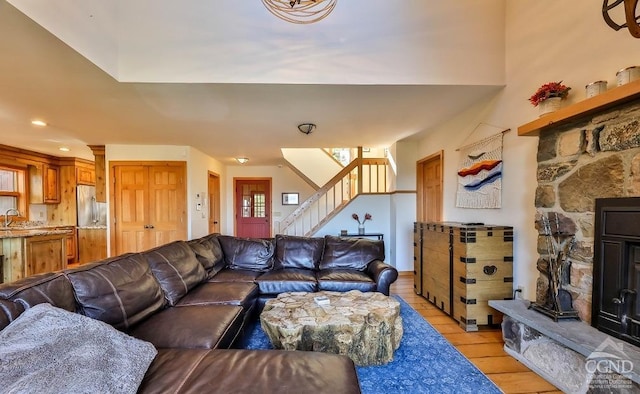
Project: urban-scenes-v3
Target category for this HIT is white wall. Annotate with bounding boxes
[281,148,342,187]
[186,147,226,238]
[223,165,317,236]
[412,0,640,300]
[315,194,391,264]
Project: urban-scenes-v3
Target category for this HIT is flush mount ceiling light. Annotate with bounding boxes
[261,0,337,24]
[58,147,70,152]
[297,123,316,135]
[236,157,249,164]
[31,120,47,127]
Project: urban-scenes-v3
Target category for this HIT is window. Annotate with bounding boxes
[0,166,26,219]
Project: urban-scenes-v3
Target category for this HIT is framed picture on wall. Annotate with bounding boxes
[282,192,299,205]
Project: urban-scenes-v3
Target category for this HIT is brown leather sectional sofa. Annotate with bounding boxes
[0,233,398,393]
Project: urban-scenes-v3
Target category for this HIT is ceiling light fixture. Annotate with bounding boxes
[236,157,249,164]
[31,120,47,127]
[298,123,316,135]
[261,0,337,24]
[58,147,70,152]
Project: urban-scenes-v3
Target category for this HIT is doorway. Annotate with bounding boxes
[208,172,221,234]
[234,178,271,238]
[110,161,187,254]
[416,151,443,222]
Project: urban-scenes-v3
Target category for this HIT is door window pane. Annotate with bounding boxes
[253,193,265,218]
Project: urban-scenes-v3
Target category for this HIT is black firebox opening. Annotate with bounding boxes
[592,197,640,348]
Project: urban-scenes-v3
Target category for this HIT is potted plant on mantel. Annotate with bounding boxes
[529,81,571,117]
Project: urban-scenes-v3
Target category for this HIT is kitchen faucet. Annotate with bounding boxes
[4,208,20,227]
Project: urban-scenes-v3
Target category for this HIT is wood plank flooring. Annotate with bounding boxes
[391,272,561,394]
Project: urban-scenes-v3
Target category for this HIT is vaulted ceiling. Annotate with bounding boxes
[0,1,505,164]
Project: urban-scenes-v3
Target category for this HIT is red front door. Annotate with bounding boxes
[235,178,271,238]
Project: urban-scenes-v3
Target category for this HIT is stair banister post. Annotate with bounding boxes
[357,146,363,195]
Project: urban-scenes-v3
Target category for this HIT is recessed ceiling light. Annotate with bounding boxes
[59,147,70,152]
[31,120,47,127]
[236,157,249,164]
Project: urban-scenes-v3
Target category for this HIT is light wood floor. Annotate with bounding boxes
[390,273,561,394]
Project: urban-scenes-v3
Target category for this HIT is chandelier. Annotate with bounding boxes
[261,0,337,24]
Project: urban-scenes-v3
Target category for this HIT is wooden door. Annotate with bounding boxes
[112,162,186,254]
[208,172,221,234]
[235,178,271,238]
[417,151,443,222]
[114,165,148,253]
[148,165,186,247]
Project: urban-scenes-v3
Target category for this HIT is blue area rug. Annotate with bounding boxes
[239,296,501,394]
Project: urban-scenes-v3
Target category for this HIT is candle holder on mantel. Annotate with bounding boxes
[529,213,580,321]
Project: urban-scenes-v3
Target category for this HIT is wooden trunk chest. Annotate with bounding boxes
[422,223,452,314]
[419,222,513,331]
[413,222,423,295]
[451,225,513,331]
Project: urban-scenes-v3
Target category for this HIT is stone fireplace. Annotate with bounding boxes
[489,89,640,392]
[535,99,640,325]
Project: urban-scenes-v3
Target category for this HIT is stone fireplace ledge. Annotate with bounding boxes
[490,300,640,387]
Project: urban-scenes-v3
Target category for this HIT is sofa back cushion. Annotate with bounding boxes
[218,236,274,272]
[319,235,385,271]
[66,253,165,330]
[0,272,76,312]
[0,299,24,331]
[274,234,324,270]
[142,240,206,306]
[187,235,225,279]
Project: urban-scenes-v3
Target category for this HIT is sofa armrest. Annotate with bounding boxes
[367,260,398,296]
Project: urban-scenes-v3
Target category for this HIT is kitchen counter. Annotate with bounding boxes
[77,225,107,230]
[0,227,73,239]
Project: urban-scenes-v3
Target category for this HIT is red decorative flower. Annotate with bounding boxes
[529,81,571,107]
[352,213,372,224]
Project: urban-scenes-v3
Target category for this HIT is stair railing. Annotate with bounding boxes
[277,157,389,236]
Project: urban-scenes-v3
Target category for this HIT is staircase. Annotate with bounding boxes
[276,156,389,236]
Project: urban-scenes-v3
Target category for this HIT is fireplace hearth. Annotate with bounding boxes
[592,197,640,347]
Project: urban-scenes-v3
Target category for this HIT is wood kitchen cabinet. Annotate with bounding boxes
[77,228,107,264]
[24,234,67,276]
[76,167,96,185]
[29,164,60,204]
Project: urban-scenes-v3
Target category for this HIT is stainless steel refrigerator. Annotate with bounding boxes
[76,185,107,227]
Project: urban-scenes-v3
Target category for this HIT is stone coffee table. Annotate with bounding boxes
[260,290,403,366]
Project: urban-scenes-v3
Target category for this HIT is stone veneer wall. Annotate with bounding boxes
[535,99,640,323]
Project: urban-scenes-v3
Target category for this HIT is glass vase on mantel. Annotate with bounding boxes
[358,224,365,235]
[538,96,563,117]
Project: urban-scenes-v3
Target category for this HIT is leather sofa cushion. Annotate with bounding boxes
[187,235,225,279]
[207,268,263,283]
[274,234,325,270]
[255,269,317,295]
[143,241,206,306]
[0,272,76,312]
[319,235,385,271]
[128,305,243,349]
[0,299,23,331]
[317,269,376,293]
[66,253,165,330]
[218,236,274,272]
[140,348,361,394]
[176,282,258,311]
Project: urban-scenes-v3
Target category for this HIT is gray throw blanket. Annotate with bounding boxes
[0,303,157,394]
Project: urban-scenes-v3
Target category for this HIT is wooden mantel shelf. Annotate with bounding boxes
[518,78,640,136]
